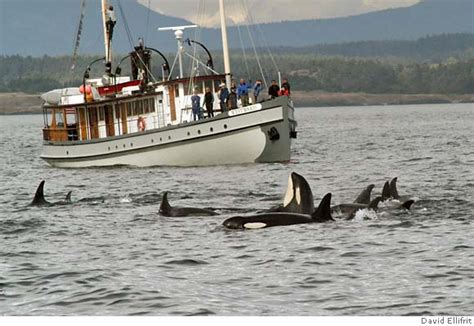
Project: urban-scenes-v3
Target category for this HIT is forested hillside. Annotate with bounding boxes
[1,34,473,95]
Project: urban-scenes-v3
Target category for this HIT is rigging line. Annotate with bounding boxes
[241,0,279,75]
[240,0,268,89]
[236,23,251,79]
[187,0,205,95]
[145,0,152,43]
[117,0,158,83]
[184,52,219,75]
[116,0,135,50]
[70,0,87,71]
[245,1,280,76]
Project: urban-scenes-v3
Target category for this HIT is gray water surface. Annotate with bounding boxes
[1,104,473,315]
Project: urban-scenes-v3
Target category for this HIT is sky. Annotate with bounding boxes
[137,0,422,27]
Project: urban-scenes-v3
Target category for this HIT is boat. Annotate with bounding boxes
[40,0,297,168]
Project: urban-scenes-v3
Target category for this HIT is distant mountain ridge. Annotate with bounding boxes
[0,0,472,56]
[269,34,474,61]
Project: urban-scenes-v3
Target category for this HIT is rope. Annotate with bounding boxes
[116,0,135,50]
[145,0,152,43]
[117,0,158,83]
[239,0,268,89]
[236,23,251,79]
[70,0,87,70]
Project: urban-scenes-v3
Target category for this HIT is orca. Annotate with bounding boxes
[331,196,382,220]
[29,180,72,206]
[266,172,315,215]
[159,191,218,217]
[353,184,375,205]
[223,193,333,230]
[389,177,415,203]
[380,178,415,210]
[382,181,391,201]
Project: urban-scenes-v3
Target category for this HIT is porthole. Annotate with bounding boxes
[151,139,154,143]
[123,144,126,148]
[210,127,214,132]
[168,136,171,140]
[224,124,228,129]
[197,130,201,135]
[187,132,190,136]
[130,143,133,147]
[160,137,162,141]
[108,146,111,151]
[66,151,69,155]
[116,145,118,149]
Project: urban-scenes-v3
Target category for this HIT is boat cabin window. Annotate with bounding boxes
[98,106,105,121]
[127,102,133,116]
[55,110,64,127]
[65,109,77,125]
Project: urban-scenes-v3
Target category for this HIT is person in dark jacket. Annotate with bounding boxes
[191,90,201,121]
[227,89,238,110]
[204,87,214,118]
[219,83,229,113]
[268,80,280,99]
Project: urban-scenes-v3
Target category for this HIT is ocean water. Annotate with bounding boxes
[0,103,473,316]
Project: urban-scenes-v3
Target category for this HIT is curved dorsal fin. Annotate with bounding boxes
[368,196,382,210]
[354,184,375,204]
[382,181,391,200]
[30,180,48,206]
[311,193,333,222]
[159,191,172,214]
[65,191,72,203]
[401,200,414,210]
[389,177,400,199]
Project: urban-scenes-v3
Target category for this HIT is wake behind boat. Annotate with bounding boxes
[39,0,297,168]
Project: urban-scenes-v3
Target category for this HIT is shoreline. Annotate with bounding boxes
[0,91,472,115]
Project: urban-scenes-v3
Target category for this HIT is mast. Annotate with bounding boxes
[218,0,232,89]
[101,0,112,70]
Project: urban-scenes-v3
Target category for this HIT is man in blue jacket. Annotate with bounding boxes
[237,79,249,107]
[191,90,201,121]
[219,83,229,113]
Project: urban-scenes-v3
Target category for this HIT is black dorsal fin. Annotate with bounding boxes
[368,196,382,210]
[382,181,391,200]
[311,193,333,222]
[65,191,72,203]
[354,184,374,204]
[401,200,414,210]
[159,191,172,214]
[30,180,48,206]
[389,177,400,199]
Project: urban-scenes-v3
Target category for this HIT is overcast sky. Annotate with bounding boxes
[137,0,421,27]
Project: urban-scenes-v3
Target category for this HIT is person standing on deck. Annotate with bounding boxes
[278,86,289,97]
[106,6,117,42]
[191,90,201,121]
[204,87,214,118]
[227,88,238,110]
[237,79,249,107]
[219,83,229,113]
[268,80,280,99]
[281,78,291,96]
[253,79,262,103]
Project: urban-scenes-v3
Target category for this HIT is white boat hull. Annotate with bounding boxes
[41,98,296,168]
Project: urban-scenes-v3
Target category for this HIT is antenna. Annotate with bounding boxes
[158,25,198,78]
